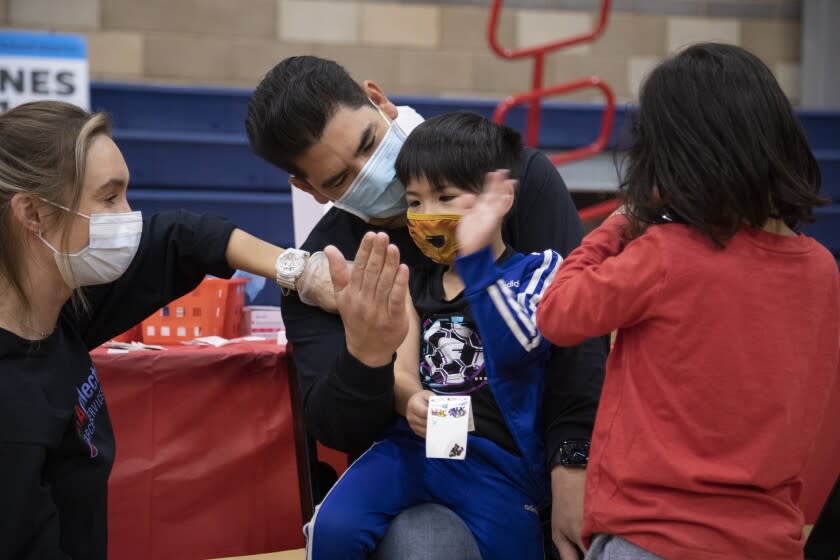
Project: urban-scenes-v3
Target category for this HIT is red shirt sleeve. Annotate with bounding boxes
[536,214,666,346]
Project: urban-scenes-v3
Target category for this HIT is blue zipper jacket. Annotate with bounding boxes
[413,245,562,491]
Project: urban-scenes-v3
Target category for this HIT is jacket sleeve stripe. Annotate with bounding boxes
[487,283,542,351]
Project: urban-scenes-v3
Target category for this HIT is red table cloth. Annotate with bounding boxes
[93,342,303,560]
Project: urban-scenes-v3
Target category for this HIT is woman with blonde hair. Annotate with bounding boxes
[0,101,384,559]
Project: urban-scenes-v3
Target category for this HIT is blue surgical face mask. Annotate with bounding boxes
[333,107,408,222]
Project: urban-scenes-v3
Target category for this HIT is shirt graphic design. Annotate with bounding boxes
[420,315,487,395]
[74,365,105,458]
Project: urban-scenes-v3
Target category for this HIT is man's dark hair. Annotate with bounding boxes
[245,56,369,177]
[622,42,826,246]
[395,112,522,194]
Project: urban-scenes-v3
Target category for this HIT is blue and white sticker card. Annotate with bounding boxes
[426,395,471,460]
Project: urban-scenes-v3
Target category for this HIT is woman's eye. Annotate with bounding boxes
[439,195,456,202]
[105,195,118,205]
[407,200,420,208]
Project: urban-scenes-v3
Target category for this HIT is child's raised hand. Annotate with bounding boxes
[406,389,434,438]
[456,170,516,256]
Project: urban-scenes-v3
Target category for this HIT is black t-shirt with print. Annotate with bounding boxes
[0,211,235,560]
[409,248,519,456]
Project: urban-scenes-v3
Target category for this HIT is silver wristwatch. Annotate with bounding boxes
[275,248,310,291]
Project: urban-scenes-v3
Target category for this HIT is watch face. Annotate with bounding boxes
[277,252,305,279]
[278,259,299,275]
[558,440,590,467]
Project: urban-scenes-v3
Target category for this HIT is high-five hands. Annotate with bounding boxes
[324,232,409,367]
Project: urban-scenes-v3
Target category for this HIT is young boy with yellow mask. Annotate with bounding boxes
[304,112,562,559]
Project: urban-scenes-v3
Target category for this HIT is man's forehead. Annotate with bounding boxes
[295,105,382,180]
[322,104,380,141]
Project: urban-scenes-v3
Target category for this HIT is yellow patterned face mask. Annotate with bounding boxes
[406,211,461,265]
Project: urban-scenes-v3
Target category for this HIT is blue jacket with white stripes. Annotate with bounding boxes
[454,246,562,474]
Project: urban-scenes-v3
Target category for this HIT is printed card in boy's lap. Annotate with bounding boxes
[426,395,471,460]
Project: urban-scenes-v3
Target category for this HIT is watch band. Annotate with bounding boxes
[276,275,296,291]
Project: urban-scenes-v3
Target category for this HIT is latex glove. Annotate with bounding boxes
[295,251,346,314]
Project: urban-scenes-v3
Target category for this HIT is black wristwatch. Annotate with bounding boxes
[554,440,590,468]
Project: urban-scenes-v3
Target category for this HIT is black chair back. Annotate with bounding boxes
[286,344,318,522]
[805,474,840,560]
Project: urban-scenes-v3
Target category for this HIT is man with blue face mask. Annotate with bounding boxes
[331,102,410,222]
[246,56,607,560]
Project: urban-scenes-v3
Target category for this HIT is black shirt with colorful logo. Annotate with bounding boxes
[0,211,235,560]
[409,248,520,456]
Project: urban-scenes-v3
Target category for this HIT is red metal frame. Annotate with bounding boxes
[488,0,618,221]
[578,198,621,222]
[492,76,616,166]
[487,0,611,60]
[488,0,612,149]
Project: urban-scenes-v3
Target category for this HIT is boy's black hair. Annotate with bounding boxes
[245,56,369,178]
[395,112,522,194]
[622,42,826,246]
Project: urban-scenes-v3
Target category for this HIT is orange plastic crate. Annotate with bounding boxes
[141,277,249,344]
[112,324,142,343]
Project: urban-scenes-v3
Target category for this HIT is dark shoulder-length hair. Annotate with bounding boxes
[621,42,826,246]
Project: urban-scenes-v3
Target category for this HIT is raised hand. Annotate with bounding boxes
[456,169,516,256]
[324,232,409,367]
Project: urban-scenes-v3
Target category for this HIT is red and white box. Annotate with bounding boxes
[243,306,284,339]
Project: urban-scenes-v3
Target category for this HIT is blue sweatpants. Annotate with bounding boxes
[305,421,546,560]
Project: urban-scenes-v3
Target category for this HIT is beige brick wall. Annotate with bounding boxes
[11,0,99,28]
[0,1,804,102]
[280,0,358,44]
[103,0,276,38]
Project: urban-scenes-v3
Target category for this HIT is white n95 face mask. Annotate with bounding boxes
[39,201,143,288]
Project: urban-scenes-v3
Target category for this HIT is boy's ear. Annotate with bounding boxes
[290,177,331,204]
[502,181,516,215]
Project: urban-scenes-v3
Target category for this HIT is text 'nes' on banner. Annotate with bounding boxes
[0,29,89,112]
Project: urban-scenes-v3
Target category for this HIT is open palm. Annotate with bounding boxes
[456,170,516,256]
[324,232,409,367]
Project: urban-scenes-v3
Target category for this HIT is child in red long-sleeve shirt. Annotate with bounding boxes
[536,43,839,560]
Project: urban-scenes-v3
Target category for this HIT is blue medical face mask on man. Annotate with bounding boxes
[333,104,408,222]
